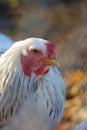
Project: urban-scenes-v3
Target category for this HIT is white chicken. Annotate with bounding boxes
[0,33,14,54]
[74,120,87,130]
[0,38,65,130]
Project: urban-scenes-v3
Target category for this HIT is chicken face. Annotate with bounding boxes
[21,38,57,77]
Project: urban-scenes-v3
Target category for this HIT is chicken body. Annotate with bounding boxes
[74,120,87,130]
[0,33,14,54]
[0,38,65,130]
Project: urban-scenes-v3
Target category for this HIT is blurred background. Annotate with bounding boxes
[0,0,87,129]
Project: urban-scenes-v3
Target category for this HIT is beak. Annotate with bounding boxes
[43,59,57,66]
[42,57,60,67]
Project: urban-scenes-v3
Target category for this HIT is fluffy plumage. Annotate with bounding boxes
[75,120,87,130]
[0,33,14,54]
[0,38,65,130]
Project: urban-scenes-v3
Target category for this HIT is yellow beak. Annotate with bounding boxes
[43,58,58,66]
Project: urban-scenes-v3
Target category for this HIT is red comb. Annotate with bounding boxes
[45,41,56,59]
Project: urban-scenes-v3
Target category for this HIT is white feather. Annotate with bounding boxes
[75,120,87,130]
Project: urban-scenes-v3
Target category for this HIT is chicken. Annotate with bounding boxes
[0,38,65,130]
[0,33,14,55]
[74,120,87,130]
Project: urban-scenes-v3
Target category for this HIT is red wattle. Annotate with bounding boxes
[35,66,49,76]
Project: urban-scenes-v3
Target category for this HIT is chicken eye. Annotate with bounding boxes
[29,48,42,55]
[32,49,39,53]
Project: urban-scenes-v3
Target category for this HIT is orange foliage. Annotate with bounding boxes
[64,70,85,87]
[72,70,84,84]
[63,112,71,120]
[55,122,69,130]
